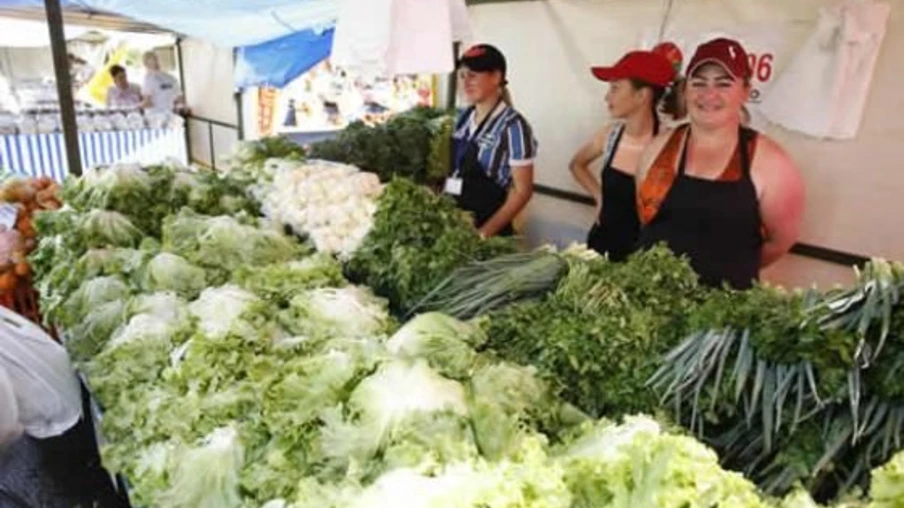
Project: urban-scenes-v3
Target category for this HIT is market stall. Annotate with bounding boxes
[5,109,899,506]
[0,111,186,180]
[0,16,187,180]
[5,0,904,506]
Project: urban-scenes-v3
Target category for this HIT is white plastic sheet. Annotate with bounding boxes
[0,306,82,440]
[331,0,471,77]
[0,364,22,447]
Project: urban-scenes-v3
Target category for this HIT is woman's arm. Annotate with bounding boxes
[569,126,609,206]
[480,165,533,238]
[753,137,805,267]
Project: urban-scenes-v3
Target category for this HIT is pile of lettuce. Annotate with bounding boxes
[85,288,789,507]
[60,162,259,236]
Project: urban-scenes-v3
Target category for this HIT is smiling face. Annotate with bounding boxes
[605,79,650,119]
[459,67,502,104]
[685,63,750,129]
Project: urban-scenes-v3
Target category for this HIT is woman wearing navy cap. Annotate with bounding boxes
[569,49,679,261]
[446,44,537,238]
[636,38,805,289]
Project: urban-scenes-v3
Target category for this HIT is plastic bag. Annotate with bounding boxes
[0,364,22,447]
[0,306,82,439]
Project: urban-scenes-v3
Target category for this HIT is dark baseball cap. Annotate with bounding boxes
[687,37,752,81]
[457,44,507,75]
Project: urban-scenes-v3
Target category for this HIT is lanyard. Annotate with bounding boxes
[453,100,503,176]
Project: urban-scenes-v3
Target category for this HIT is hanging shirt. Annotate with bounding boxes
[105,83,142,109]
[142,70,180,112]
[758,0,891,139]
[452,102,538,188]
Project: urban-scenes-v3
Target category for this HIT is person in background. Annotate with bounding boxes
[105,65,142,110]
[635,37,805,289]
[446,44,537,238]
[569,49,678,261]
[67,53,94,92]
[141,51,184,113]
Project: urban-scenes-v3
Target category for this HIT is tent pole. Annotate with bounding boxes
[233,48,244,140]
[175,37,192,163]
[44,0,82,177]
[446,42,460,110]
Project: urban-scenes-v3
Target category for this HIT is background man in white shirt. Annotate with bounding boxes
[141,51,184,113]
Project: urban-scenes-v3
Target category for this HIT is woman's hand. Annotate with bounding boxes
[479,165,534,238]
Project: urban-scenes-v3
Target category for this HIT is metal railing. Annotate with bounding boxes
[185,114,240,171]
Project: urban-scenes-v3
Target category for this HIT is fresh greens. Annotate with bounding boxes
[484,245,704,418]
[307,107,448,184]
[347,178,513,313]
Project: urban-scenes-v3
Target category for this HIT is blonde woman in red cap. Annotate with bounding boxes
[569,49,679,261]
[635,37,805,289]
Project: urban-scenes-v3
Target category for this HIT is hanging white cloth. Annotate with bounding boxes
[330,0,471,77]
[759,0,891,140]
[0,307,82,442]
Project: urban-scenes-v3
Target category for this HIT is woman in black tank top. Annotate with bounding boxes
[635,38,805,289]
[570,49,680,261]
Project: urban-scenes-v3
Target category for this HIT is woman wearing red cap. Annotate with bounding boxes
[446,44,537,238]
[569,49,679,261]
[635,37,805,289]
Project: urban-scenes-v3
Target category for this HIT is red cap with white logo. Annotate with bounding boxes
[686,37,752,81]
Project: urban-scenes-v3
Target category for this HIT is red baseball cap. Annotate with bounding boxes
[687,37,751,81]
[591,51,676,87]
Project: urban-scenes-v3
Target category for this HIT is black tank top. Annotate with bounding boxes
[587,126,641,262]
[637,127,763,289]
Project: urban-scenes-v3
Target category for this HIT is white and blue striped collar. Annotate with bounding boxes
[466,100,508,135]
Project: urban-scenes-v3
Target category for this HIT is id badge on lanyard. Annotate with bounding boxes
[444,176,463,196]
[444,103,499,197]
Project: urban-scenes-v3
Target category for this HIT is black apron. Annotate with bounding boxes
[451,104,514,237]
[586,125,641,262]
[636,127,762,289]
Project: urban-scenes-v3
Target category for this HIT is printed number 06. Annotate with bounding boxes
[746,53,774,82]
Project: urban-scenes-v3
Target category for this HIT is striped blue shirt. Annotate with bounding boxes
[453,102,538,188]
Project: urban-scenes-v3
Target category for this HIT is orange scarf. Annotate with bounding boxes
[637,125,759,225]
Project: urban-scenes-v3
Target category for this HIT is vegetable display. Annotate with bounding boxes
[306,107,449,185]
[346,178,514,313]
[0,176,62,291]
[651,260,904,501]
[482,245,704,419]
[24,132,904,508]
[259,159,382,258]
